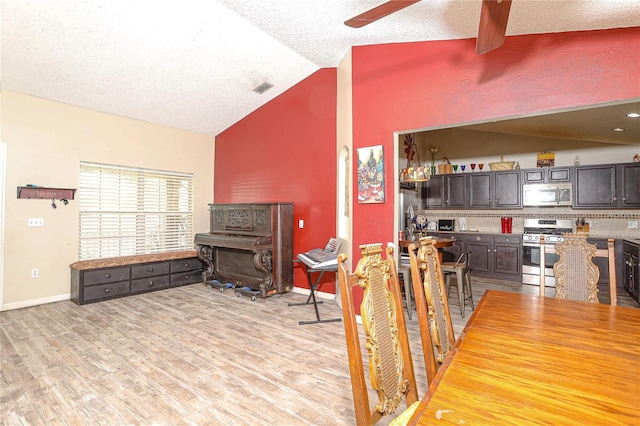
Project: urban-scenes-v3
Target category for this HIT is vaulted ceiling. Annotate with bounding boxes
[2,1,639,140]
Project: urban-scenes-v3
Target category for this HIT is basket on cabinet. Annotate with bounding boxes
[489,156,515,171]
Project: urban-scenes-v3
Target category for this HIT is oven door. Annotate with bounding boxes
[522,243,560,286]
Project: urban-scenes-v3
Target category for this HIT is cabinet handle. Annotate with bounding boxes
[185,274,190,278]
[184,262,190,267]
[148,267,154,272]
[613,197,617,202]
[148,281,154,287]
[104,273,111,278]
[487,249,491,252]
[105,288,111,293]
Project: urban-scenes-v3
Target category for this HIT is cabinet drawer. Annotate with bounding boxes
[131,275,171,293]
[466,234,492,243]
[171,270,202,287]
[494,235,521,244]
[131,261,170,279]
[171,258,202,273]
[83,281,130,302]
[83,267,130,286]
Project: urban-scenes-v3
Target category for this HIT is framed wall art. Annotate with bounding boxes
[357,145,384,204]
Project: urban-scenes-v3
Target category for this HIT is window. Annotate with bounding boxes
[79,162,193,260]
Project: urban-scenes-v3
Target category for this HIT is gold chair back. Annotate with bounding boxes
[407,237,455,384]
[337,243,418,425]
[553,233,600,303]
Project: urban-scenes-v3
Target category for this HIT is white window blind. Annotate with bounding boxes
[79,162,193,260]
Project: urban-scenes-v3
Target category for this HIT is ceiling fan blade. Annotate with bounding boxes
[344,0,421,28]
[476,0,512,54]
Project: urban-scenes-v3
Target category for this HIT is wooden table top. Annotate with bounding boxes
[409,290,640,425]
[398,237,454,249]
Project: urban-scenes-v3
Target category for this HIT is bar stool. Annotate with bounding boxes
[398,255,415,319]
[441,252,474,317]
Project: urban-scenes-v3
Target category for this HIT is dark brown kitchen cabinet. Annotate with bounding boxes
[494,171,522,208]
[422,174,466,209]
[439,233,467,263]
[623,240,639,304]
[493,235,522,276]
[574,163,639,208]
[468,173,492,208]
[523,166,572,183]
[422,175,445,208]
[468,170,521,209]
[466,234,492,273]
[445,174,467,208]
[620,163,640,208]
[466,233,521,281]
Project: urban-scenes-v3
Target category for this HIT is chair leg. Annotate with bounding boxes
[464,270,474,311]
[455,270,465,318]
[445,273,451,296]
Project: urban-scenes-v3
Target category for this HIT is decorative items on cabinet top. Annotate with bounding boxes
[489,155,516,171]
[400,134,430,183]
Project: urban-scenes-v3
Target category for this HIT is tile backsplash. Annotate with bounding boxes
[417,207,640,239]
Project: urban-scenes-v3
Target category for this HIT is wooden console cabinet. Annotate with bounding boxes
[70,252,203,305]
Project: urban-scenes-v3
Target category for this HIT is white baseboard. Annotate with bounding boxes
[2,293,70,311]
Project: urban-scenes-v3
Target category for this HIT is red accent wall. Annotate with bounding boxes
[215,69,337,290]
[351,28,640,264]
[214,28,640,299]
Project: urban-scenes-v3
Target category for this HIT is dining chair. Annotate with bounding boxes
[337,243,420,425]
[441,251,474,318]
[407,237,455,384]
[551,233,617,304]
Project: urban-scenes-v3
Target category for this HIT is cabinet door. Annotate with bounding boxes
[494,170,521,208]
[422,176,445,208]
[587,238,610,286]
[548,167,571,182]
[620,163,640,208]
[466,235,492,273]
[574,165,616,208]
[523,169,545,183]
[440,234,466,263]
[493,238,521,276]
[445,174,466,208]
[468,173,492,208]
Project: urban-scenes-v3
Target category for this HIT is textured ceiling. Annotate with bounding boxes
[2,0,640,138]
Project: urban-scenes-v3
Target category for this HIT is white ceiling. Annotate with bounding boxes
[2,0,640,138]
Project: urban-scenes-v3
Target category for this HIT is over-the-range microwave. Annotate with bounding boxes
[523,183,573,207]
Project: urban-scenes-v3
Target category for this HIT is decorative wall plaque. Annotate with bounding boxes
[17,186,76,200]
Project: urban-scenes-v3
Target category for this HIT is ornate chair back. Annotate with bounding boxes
[337,243,419,425]
[553,233,600,303]
[407,237,455,384]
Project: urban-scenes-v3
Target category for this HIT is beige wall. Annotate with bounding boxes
[1,90,214,309]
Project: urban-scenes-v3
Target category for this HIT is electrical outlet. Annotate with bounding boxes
[28,218,44,227]
[299,219,304,228]
[31,269,39,278]
[629,221,639,229]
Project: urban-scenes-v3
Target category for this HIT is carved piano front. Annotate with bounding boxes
[194,203,294,299]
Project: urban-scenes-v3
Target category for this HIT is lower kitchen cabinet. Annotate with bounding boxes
[432,232,522,281]
[623,240,640,304]
[71,256,203,305]
[466,233,521,281]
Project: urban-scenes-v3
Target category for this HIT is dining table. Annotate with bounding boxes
[408,290,640,425]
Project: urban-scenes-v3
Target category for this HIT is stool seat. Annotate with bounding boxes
[441,252,474,317]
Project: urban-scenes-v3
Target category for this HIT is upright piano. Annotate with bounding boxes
[194,202,294,299]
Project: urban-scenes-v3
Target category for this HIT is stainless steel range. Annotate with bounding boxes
[522,218,574,287]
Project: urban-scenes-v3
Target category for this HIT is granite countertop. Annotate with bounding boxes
[70,250,198,270]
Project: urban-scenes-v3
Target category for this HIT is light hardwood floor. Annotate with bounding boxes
[2,278,638,425]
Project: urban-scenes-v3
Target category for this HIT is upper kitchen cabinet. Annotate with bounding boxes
[468,170,521,209]
[421,175,445,208]
[523,166,572,183]
[421,174,466,209]
[574,163,640,208]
